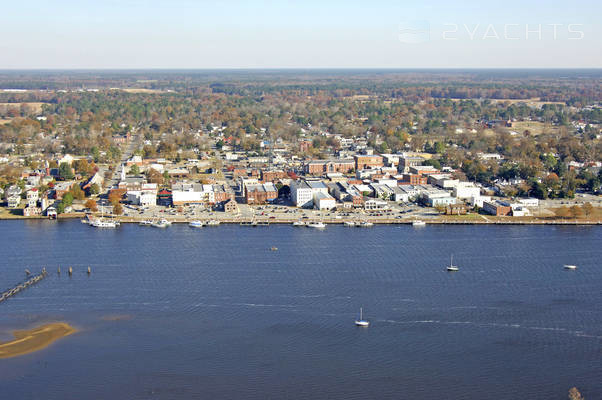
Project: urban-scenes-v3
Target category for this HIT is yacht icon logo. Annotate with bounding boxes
[398,20,430,43]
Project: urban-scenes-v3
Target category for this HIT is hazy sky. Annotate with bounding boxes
[1,0,600,69]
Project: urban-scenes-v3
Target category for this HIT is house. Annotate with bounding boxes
[223,198,239,213]
[7,194,21,208]
[26,188,39,207]
[157,189,172,207]
[23,205,42,216]
[83,170,105,191]
[46,207,57,219]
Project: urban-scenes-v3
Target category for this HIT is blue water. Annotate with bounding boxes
[0,220,600,399]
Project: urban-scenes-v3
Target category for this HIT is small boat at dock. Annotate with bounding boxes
[189,220,204,228]
[293,221,306,226]
[206,220,220,226]
[344,221,356,227]
[152,218,171,228]
[308,222,326,229]
[412,220,426,227]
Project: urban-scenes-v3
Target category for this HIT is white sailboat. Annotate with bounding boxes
[446,255,459,272]
[308,221,326,229]
[355,307,370,327]
[563,264,577,270]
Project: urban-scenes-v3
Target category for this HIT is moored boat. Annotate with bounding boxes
[189,220,204,228]
[152,218,171,228]
[355,307,370,327]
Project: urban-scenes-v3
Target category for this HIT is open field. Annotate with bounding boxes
[0,323,76,359]
[0,102,47,113]
[119,88,167,94]
[512,121,561,136]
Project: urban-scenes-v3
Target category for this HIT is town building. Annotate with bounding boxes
[398,156,424,173]
[304,159,355,175]
[223,198,239,213]
[172,183,215,205]
[483,200,512,216]
[245,183,278,204]
[313,191,336,210]
[453,182,481,200]
[354,155,383,170]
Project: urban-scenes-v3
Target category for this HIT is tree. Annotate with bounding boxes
[84,199,98,211]
[163,170,171,185]
[108,189,125,205]
[554,206,570,219]
[89,183,100,195]
[62,193,74,207]
[569,205,583,219]
[56,201,66,214]
[582,202,594,217]
[113,202,123,215]
[73,159,90,175]
[58,162,74,180]
[130,164,140,175]
[69,184,85,200]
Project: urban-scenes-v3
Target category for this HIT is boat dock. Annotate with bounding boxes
[0,269,48,304]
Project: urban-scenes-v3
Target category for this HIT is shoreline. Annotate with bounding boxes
[0,322,76,359]
[0,213,600,225]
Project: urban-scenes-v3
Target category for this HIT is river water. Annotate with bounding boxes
[0,220,600,399]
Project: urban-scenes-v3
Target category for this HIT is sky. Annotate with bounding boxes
[0,0,600,69]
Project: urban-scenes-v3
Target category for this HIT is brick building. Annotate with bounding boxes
[354,155,383,170]
[304,159,355,175]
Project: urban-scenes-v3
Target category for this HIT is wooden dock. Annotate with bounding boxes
[0,269,48,304]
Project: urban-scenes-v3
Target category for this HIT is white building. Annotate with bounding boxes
[127,183,158,207]
[291,180,314,208]
[290,180,328,208]
[172,183,215,205]
[469,195,491,208]
[364,199,389,210]
[314,191,336,210]
[453,182,481,200]
[26,188,39,207]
